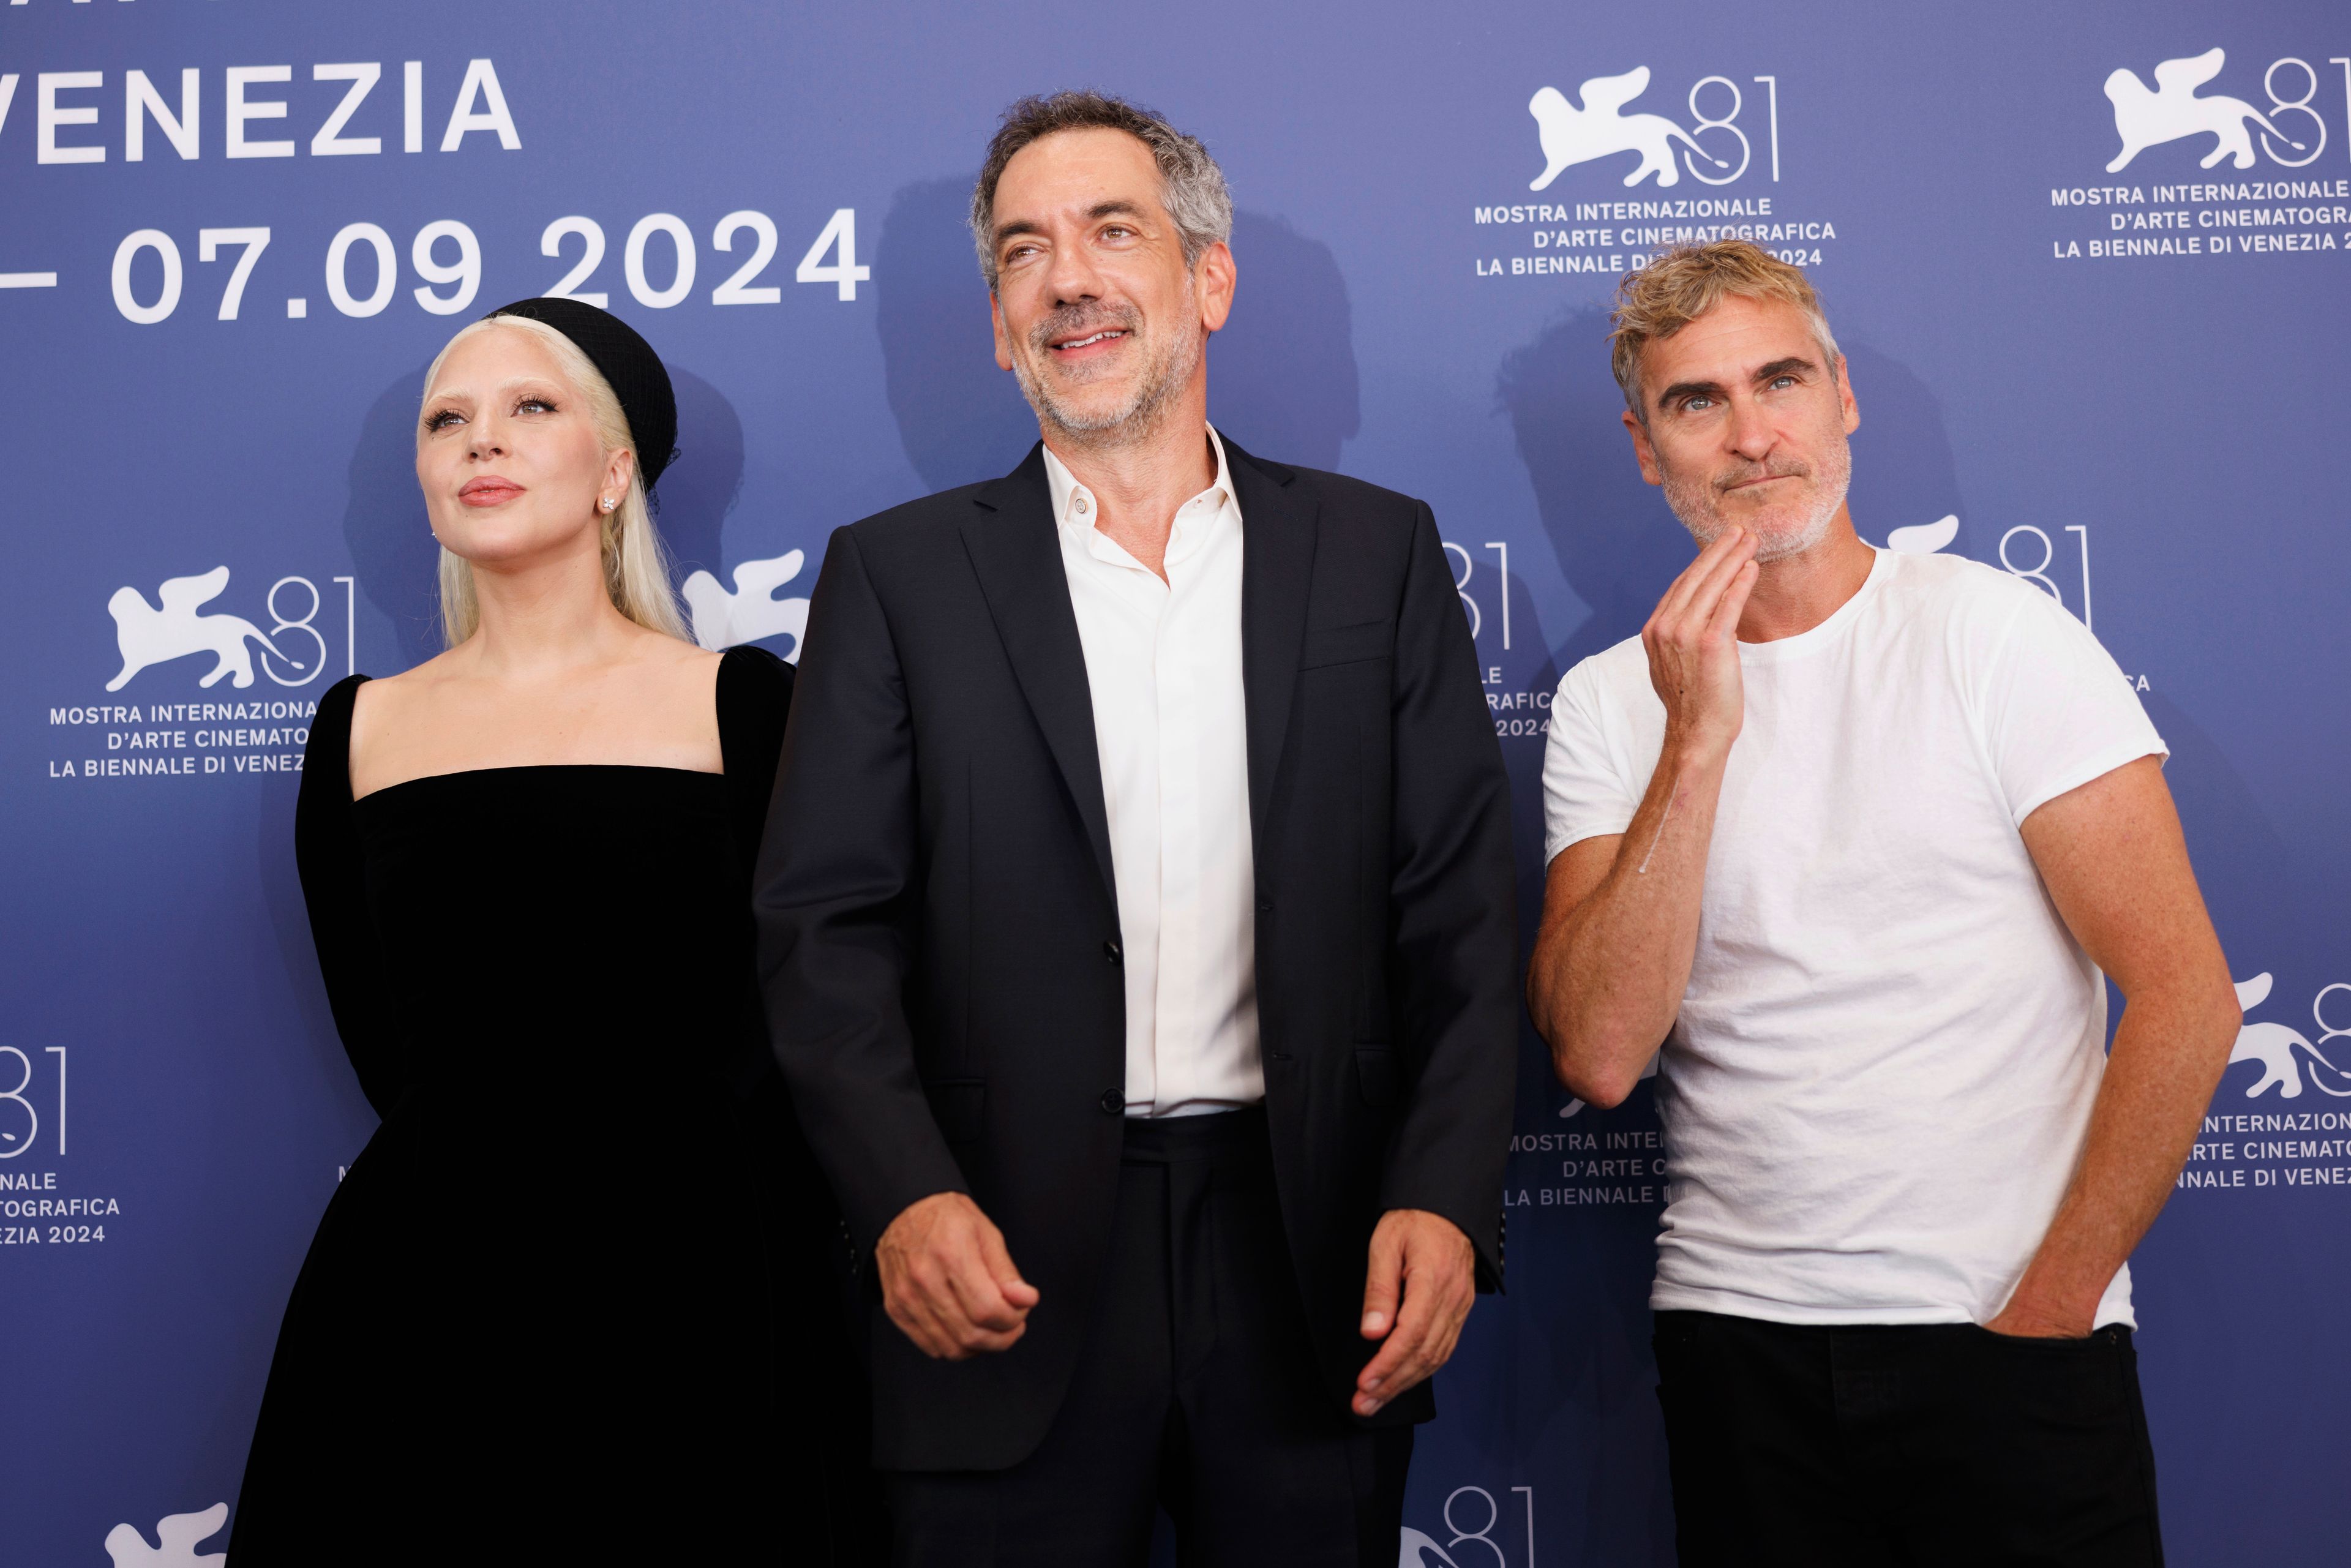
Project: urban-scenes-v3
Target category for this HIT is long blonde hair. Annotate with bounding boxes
[420,313,691,647]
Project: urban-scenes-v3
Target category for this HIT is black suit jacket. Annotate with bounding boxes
[756,436,1517,1471]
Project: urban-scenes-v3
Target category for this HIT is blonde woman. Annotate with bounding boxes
[231,301,874,1562]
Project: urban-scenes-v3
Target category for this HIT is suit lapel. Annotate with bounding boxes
[961,444,1119,909]
[1224,435,1318,858]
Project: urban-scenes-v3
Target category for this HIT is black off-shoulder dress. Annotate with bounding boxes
[230,646,876,1564]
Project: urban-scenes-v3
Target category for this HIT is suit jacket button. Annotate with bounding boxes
[1100,1088,1125,1115]
[1103,939,1122,965]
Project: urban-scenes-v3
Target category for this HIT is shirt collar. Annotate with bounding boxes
[1042,425,1237,535]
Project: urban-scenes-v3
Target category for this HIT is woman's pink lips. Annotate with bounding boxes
[458,478,525,506]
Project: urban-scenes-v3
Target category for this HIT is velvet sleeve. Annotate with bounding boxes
[717,643,796,860]
[295,675,408,1119]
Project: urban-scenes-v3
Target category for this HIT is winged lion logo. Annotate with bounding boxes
[1528,67,1728,191]
[2104,48,2306,173]
[682,548,810,661]
[104,1502,227,1568]
[105,567,285,691]
[2229,973,2351,1101]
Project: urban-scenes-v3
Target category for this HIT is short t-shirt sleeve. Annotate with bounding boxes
[1542,660,1643,864]
[1977,585,2167,824]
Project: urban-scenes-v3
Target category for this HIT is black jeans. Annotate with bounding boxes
[888,1108,1411,1567]
[1654,1310,2164,1567]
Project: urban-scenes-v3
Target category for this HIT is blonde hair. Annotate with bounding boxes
[420,313,689,647]
[1608,241,1841,418]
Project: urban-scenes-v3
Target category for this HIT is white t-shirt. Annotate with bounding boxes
[1541,548,2165,1327]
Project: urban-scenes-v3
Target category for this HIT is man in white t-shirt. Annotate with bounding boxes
[1527,241,2239,1567]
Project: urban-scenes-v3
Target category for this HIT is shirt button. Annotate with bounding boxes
[1074,495,1089,514]
[1103,939,1122,965]
[1100,1088,1125,1115]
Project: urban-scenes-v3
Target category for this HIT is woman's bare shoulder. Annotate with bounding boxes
[351,646,463,711]
[642,626,721,669]
[626,626,723,693]
[346,646,479,770]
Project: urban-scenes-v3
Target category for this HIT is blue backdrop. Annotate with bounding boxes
[6,2,2347,1563]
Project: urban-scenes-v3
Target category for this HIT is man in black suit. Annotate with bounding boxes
[756,90,1517,1567]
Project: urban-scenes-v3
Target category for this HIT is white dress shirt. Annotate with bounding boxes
[1044,427,1264,1119]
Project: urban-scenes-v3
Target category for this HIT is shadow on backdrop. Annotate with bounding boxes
[656,364,747,583]
[2129,689,2332,1568]
[1208,212,1360,470]
[878,182,1363,485]
[2143,690,2317,994]
[1839,342,1970,556]
[876,177,1036,492]
[1487,310,1681,1566]
[343,368,441,672]
[1500,308,1685,671]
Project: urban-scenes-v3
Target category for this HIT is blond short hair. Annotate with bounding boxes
[1608,241,1840,416]
[420,314,689,648]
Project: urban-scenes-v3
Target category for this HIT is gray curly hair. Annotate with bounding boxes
[969,90,1233,291]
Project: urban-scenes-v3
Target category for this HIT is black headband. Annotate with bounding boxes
[479,297,680,491]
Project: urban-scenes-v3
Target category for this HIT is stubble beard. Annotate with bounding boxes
[1010,276,1202,452]
[1660,435,1853,563]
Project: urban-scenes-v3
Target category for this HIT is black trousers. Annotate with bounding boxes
[888,1108,1412,1567]
[1654,1310,2165,1567]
